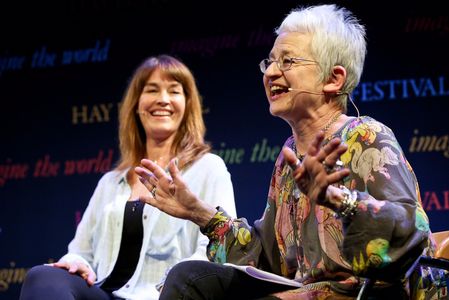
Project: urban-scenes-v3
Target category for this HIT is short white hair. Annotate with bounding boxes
[276,4,367,109]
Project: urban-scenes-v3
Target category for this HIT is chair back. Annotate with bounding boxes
[432,230,449,259]
[356,230,449,300]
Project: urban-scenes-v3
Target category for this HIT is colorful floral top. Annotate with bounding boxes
[201,116,432,299]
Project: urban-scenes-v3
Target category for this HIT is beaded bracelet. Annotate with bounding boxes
[335,185,359,219]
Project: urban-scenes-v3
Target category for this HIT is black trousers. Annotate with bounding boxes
[19,265,115,300]
[159,260,290,300]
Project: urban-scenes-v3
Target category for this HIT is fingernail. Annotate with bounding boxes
[174,157,179,167]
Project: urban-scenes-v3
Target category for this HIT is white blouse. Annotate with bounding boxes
[59,153,237,299]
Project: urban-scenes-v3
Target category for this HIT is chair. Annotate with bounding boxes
[357,231,449,300]
[433,231,449,260]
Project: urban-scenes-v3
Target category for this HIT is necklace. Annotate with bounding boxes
[131,200,140,212]
[321,111,342,135]
[288,112,342,279]
[292,111,342,158]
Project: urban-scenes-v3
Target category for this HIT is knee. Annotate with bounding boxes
[23,265,70,290]
[161,261,224,299]
[167,260,208,280]
[23,265,53,285]
[20,265,75,300]
[167,260,225,285]
[21,265,58,298]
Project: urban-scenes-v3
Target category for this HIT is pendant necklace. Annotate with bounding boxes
[289,111,342,279]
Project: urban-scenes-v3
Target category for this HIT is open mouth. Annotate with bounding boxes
[270,85,289,97]
[151,110,172,116]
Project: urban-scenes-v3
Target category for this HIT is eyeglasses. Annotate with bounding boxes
[259,56,317,73]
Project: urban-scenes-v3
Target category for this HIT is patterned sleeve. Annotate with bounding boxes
[200,167,282,274]
[339,117,431,280]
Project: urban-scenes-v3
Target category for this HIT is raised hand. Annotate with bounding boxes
[48,261,96,286]
[282,131,350,210]
[135,158,216,227]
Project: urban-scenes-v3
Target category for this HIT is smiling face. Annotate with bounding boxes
[263,32,323,122]
[137,68,186,143]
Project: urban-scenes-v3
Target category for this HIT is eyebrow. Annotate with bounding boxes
[269,49,293,59]
[144,82,182,88]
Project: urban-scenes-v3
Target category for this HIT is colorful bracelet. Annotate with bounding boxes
[335,185,359,219]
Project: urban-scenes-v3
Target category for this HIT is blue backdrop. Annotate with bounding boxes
[1,0,448,298]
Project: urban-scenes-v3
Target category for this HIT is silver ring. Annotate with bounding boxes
[335,160,344,169]
[322,159,344,173]
[322,161,333,173]
[150,186,157,198]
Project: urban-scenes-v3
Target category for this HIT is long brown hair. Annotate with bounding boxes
[116,55,210,171]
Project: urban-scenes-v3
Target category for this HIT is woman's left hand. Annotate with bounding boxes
[282,131,350,210]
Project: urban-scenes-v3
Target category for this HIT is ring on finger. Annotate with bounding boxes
[322,159,344,173]
[150,186,157,198]
[322,161,333,173]
[335,160,344,170]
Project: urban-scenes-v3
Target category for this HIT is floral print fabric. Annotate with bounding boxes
[201,116,432,298]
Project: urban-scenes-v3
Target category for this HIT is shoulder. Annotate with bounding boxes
[339,116,406,159]
[182,154,232,190]
[283,135,295,148]
[269,135,294,174]
[344,116,391,131]
[191,153,228,169]
[86,168,128,204]
[96,168,128,187]
[340,116,397,142]
[182,153,230,180]
[274,135,295,159]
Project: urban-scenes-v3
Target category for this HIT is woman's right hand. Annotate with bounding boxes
[48,261,96,286]
[135,158,217,227]
[282,131,350,211]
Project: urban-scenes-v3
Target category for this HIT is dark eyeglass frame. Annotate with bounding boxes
[259,56,317,73]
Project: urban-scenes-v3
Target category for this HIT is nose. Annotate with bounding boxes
[157,91,170,104]
[264,61,282,78]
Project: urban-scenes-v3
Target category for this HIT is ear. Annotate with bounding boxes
[323,66,346,94]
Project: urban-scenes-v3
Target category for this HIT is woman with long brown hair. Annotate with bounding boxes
[20,55,236,300]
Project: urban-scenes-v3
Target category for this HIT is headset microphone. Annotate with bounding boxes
[287,88,324,95]
[287,89,361,118]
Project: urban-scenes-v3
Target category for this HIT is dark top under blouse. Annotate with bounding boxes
[101,200,144,292]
